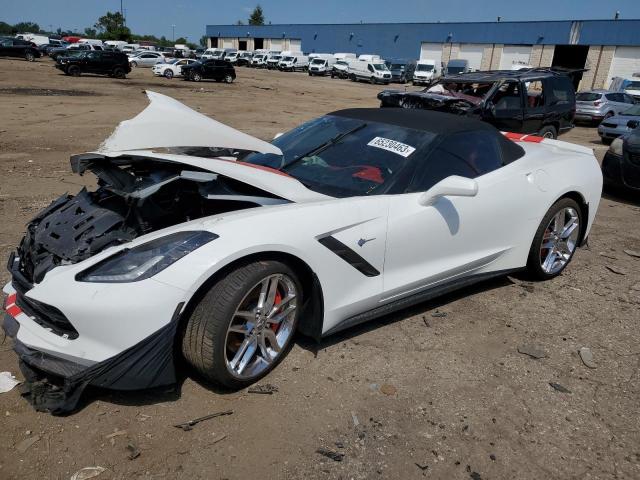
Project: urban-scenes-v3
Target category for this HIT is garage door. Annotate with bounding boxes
[270,38,282,51]
[499,45,532,70]
[221,38,234,48]
[458,44,485,71]
[289,39,301,52]
[420,43,443,68]
[607,47,640,87]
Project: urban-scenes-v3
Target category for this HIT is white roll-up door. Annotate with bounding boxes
[221,38,234,48]
[458,44,485,71]
[270,39,282,50]
[499,45,532,70]
[420,43,443,67]
[289,39,301,52]
[607,47,640,87]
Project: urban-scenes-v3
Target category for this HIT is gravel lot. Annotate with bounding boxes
[0,58,639,480]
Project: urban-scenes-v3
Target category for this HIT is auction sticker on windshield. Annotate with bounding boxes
[367,137,416,157]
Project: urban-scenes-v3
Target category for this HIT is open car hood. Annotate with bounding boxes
[98,90,282,156]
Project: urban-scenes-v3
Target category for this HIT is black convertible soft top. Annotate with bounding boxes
[329,108,525,163]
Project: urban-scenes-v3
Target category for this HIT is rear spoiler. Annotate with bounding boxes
[503,132,594,156]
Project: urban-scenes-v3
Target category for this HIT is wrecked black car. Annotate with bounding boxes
[378,69,576,138]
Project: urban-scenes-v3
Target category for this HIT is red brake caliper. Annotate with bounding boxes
[271,290,282,332]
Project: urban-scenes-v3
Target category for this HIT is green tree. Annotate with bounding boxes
[175,37,187,44]
[0,21,12,35]
[199,35,208,47]
[248,5,265,25]
[84,27,97,38]
[12,21,41,33]
[94,11,130,40]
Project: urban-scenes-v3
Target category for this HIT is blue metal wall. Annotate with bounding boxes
[205,20,640,59]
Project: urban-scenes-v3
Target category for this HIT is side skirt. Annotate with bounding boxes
[322,268,521,338]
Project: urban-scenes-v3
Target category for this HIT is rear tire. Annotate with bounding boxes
[164,69,174,79]
[25,52,35,62]
[192,72,202,82]
[113,67,126,79]
[224,73,234,83]
[181,260,302,389]
[538,125,557,139]
[526,198,582,280]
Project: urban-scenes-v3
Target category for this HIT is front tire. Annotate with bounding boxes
[224,73,234,83]
[113,67,126,79]
[191,71,202,82]
[130,61,137,68]
[526,198,582,280]
[182,260,302,389]
[164,69,174,79]
[25,52,35,62]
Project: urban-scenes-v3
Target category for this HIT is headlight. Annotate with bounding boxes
[77,231,217,283]
[609,137,624,156]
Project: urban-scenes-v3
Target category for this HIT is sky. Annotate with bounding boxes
[3,0,640,44]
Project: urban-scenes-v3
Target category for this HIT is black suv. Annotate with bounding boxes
[602,128,640,195]
[0,37,41,62]
[181,59,236,83]
[378,69,576,139]
[55,50,131,78]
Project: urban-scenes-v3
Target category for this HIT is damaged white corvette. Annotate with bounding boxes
[4,91,602,413]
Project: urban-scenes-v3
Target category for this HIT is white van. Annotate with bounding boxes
[278,54,309,72]
[334,52,356,61]
[349,60,391,84]
[251,53,268,67]
[266,53,285,69]
[122,44,140,53]
[104,40,127,50]
[78,38,104,47]
[412,59,437,86]
[15,33,49,46]
[357,54,381,63]
[308,54,336,76]
[610,75,640,99]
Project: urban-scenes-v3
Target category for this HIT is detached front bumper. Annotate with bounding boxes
[3,252,187,414]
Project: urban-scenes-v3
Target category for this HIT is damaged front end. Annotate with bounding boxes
[3,90,300,414]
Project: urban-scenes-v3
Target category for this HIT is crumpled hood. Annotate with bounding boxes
[98,90,282,156]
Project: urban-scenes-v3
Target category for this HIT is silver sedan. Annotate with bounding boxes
[129,52,165,68]
[598,104,640,144]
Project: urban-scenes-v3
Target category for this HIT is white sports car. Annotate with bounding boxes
[4,92,602,413]
[152,58,197,79]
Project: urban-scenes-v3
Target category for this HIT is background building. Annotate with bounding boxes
[205,19,640,90]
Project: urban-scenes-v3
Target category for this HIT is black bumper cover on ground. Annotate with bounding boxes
[3,303,183,415]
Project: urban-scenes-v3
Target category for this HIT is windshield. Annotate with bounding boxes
[373,63,389,71]
[416,64,434,72]
[166,58,179,64]
[622,105,640,116]
[282,56,294,62]
[576,92,602,101]
[241,115,435,198]
[270,55,281,61]
[447,66,466,74]
[389,64,404,70]
[311,58,326,65]
[336,61,348,66]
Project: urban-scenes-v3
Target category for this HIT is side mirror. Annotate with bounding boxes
[418,176,479,207]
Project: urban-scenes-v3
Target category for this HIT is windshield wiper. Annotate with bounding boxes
[280,123,367,171]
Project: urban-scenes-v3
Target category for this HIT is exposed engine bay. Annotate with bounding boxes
[17,154,287,284]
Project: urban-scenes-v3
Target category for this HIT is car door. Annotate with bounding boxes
[382,131,538,303]
[0,38,11,56]
[84,51,101,72]
[484,80,524,132]
[522,79,547,134]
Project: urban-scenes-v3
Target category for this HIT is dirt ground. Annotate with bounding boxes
[0,58,639,480]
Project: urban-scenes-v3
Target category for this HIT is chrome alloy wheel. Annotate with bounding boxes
[224,274,297,379]
[540,207,580,274]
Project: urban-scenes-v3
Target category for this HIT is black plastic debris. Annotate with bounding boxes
[316,448,345,462]
[173,410,233,431]
[549,382,571,393]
